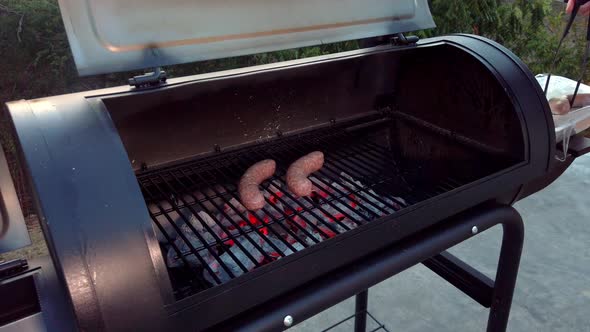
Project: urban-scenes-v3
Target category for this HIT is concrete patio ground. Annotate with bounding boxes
[292,154,590,332]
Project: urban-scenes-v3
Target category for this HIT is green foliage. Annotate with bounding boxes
[419,0,501,37]
[165,41,358,78]
[1,1,74,93]
[419,0,586,80]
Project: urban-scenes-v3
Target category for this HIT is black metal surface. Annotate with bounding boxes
[423,252,495,307]
[208,204,523,332]
[354,290,369,332]
[487,208,524,332]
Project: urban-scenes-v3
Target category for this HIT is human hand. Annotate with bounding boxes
[567,0,590,16]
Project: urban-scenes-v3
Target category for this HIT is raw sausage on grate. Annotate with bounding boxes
[286,151,324,197]
[239,159,276,211]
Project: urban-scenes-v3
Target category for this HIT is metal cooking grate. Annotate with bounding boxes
[137,123,465,298]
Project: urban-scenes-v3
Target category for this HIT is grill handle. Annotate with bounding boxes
[0,143,30,254]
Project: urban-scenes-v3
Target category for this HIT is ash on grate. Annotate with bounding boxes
[157,172,405,285]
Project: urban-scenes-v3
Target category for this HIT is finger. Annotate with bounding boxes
[581,3,590,15]
[567,0,575,13]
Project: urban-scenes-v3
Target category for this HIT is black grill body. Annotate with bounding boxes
[5,35,557,331]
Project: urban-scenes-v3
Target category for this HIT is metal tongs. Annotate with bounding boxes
[544,0,590,107]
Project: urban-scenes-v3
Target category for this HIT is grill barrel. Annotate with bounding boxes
[3,34,566,331]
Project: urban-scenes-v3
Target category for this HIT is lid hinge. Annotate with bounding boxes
[391,33,419,46]
[129,67,167,88]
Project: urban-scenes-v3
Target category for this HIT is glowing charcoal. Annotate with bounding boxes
[204,235,266,284]
[162,171,405,286]
[166,224,216,268]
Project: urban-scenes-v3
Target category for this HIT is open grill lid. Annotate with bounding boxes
[57,0,435,76]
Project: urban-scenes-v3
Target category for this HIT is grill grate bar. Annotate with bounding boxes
[272,140,386,219]
[137,121,469,298]
[142,182,227,284]
[313,140,408,207]
[330,130,420,195]
[230,153,337,240]
[153,174,251,273]
[197,166,293,257]
[306,130,411,209]
[163,165,402,223]
[202,162,303,253]
[149,207,210,289]
[255,182,327,242]
[148,191,227,217]
[173,169,266,269]
[276,157,379,223]
[298,141,406,213]
[285,139,402,215]
[149,176,246,277]
[184,169,280,262]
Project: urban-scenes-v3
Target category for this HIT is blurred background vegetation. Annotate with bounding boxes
[0,0,587,104]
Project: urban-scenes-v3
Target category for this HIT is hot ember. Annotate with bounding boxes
[158,172,405,285]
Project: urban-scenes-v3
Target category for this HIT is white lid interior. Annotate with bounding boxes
[58,0,435,75]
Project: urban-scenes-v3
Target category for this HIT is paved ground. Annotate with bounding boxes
[293,155,590,332]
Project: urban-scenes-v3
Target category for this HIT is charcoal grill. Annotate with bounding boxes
[1,0,590,331]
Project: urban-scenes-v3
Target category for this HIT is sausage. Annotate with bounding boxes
[239,159,276,211]
[570,93,590,108]
[549,93,590,115]
[549,97,571,115]
[286,151,324,197]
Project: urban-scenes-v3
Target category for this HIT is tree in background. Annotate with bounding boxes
[420,0,586,79]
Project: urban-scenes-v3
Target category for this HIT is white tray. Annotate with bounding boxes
[536,74,590,143]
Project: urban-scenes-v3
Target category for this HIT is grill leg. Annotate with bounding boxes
[486,211,524,332]
[354,290,369,332]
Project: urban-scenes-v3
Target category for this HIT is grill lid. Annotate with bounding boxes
[57,0,434,76]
